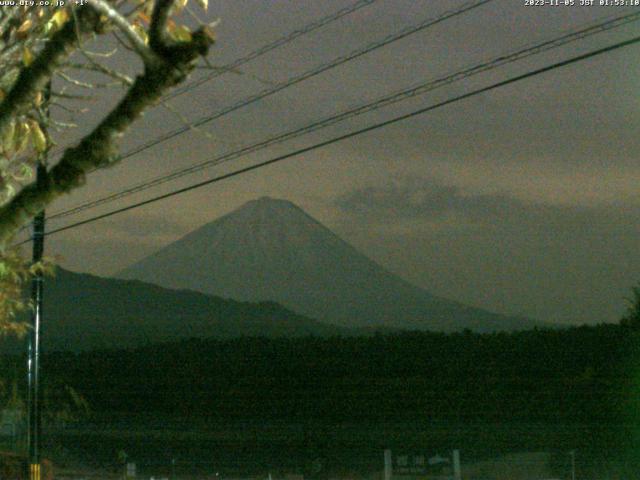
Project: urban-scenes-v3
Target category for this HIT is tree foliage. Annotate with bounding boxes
[620,283,640,328]
[0,249,54,336]
[35,324,639,473]
[0,0,215,333]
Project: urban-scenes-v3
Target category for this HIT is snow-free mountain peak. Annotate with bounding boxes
[118,198,536,332]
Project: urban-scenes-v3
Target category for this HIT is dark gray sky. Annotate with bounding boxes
[27,0,640,325]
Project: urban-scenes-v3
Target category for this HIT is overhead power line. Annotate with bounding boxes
[46,0,491,169]
[104,0,494,164]
[166,0,381,100]
[45,0,493,220]
[47,9,640,222]
[33,0,380,164]
[23,33,640,243]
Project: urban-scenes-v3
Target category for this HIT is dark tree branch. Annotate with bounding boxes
[149,0,173,53]
[0,1,214,249]
[87,0,155,64]
[0,8,101,135]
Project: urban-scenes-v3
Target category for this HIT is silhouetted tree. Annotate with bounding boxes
[0,0,215,332]
[620,283,640,328]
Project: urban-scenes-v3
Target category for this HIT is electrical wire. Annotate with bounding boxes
[47,9,640,222]
[33,0,381,164]
[94,0,494,167]
[165,0,381,100]
[19,33,640,244]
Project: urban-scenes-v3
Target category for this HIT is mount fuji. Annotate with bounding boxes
[118,197,536,332]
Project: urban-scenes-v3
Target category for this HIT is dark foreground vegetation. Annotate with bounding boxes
[42,324,638,424]
[3,323,640,477]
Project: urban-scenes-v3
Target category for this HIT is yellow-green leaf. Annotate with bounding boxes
[196,0,208,11]
[1,183,16,204]
[17,19,32,35]
[31,122,47,153]
[14,122,31,153]
[132,24,148,44]
[13,163,34,183]
[1,121,15,151]
[171,25,192,42]
[22,48,34,67]
[43,20,53,36]
[51,9,69,29]
[174,0,188,12]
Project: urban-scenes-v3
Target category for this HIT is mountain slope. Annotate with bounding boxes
[118,197,535,332]
[4,267,346,352]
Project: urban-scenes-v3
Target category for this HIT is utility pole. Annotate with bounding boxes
[27,83,49,480]
[27,163,45,480]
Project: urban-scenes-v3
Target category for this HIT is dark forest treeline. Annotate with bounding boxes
[11,323,638,426]
[3,323,640,473]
